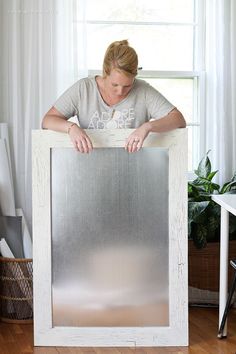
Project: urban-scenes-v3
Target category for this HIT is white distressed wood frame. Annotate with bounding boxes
[32,128,188,347]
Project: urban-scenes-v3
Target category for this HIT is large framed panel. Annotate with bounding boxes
[32,129,188,346]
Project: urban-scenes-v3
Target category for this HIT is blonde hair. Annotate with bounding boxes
[103,40,138,77]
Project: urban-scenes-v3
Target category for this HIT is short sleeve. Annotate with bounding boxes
[54,81,80,119]
[145,83,175,120]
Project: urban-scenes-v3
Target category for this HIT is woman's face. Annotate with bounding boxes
[104,69,135,99]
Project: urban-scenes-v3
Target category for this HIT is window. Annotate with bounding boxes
[73,0,205,171]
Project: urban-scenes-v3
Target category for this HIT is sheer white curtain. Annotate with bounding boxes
[205,0,236,185]
[0,0,83,229]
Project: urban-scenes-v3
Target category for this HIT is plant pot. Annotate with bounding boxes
[188,240,236,292]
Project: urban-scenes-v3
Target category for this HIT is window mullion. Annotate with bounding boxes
[88,70,200,79]
[81,20,197,26]
[138,70,200,78]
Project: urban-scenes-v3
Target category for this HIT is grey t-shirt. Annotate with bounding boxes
[54,76,175,129]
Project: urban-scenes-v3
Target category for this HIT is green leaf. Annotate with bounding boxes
[192,224,208,249]
[230,172,236,182]
[207,170,218,181]
[207,216,220,239]
[188,183,200,198]
[197,192,212,199]
[188,201,210,235]
[194,150,211,178]
[196,186,209,194]
[188,201,210,222]
[191,177,208,186]
[191,177,220,194]
[220,172,236,193]
[220,181,236,194]
[210,183,221,193]
[194,211,207,224]
[208,202,221,218]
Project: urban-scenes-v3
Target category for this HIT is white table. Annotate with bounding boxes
[211,194,236,337]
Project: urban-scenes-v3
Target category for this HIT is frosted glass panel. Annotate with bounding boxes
[51,148,169,327]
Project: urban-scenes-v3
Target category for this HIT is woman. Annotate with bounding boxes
[42,40,186,153]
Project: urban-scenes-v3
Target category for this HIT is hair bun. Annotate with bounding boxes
[114,40,129,46]
[103,40,138,77]
[118,40,129,46]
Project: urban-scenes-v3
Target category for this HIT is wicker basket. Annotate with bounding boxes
[0,257,33,323]
[189,240,236,292]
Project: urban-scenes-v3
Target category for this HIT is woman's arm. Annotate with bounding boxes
[42,107,93,153]
[125,108,186,153]
[145,108,186,133]
[42,106,74,133]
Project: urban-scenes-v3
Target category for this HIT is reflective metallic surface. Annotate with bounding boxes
[51,148,169,327]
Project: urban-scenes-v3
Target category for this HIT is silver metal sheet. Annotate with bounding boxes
[51,148,169,327]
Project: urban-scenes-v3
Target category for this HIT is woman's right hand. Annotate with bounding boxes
[41,107,93,153]
[68,124,93,153]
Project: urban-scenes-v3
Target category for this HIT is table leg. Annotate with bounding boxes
[219,207,229,337]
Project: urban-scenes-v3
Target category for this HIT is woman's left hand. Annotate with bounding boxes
[125,122,151,153]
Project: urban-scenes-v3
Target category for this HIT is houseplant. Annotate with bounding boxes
[188,151,236,296]
[188,151,236,249]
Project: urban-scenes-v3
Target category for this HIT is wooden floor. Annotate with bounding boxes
[1,307,236,354]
